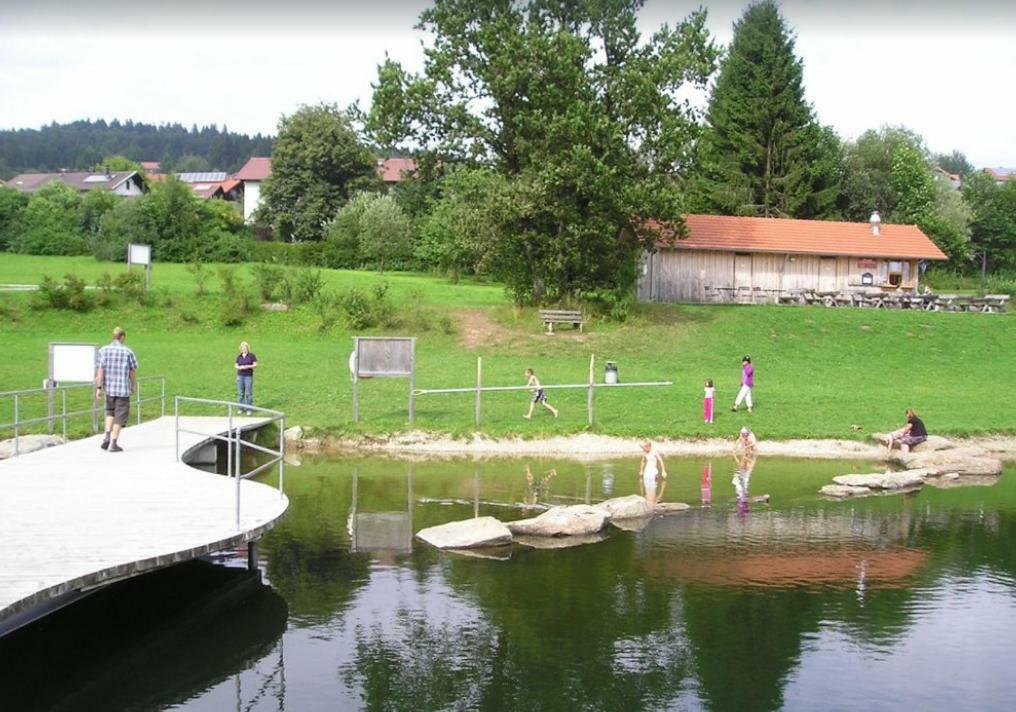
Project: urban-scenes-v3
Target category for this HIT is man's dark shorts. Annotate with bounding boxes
[105,395,131,426]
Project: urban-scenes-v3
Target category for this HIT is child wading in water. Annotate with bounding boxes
[523,368,558,419]
[703,378,715,424]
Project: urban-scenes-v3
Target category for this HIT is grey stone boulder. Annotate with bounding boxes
[896,451,1003,477]
[515,532,610,549]
[283,425,304,442]
[820,484,872,499]
[416,516,513,549]
[832,469,927,490]
[654,502,692,515]
[594,495,653,520]
[0,434,65,460]
[873,433,955,452]
[924,474,1000,490]
[506,505,609,537]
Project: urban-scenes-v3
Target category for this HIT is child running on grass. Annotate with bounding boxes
[703,378,715,424]
[523,368,559,419]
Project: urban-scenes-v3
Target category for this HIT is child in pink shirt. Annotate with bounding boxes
[703,379,715,423]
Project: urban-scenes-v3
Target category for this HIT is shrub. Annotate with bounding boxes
[31,273,93,311]
[251,262,287,301]
[13,184,89,256]
[217,267,258,327]
[115,270,149,304]
[95,272,115,307]
[288,268,324,304]
[187,262,210,296]
[339,282,395,329]
[312,290,340,332]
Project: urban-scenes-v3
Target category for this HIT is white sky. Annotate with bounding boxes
[1,0,1014,167]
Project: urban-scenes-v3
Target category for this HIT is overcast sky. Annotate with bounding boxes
[1,0,1014,167]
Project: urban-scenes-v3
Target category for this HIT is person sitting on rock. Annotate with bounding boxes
[884,408,928,454]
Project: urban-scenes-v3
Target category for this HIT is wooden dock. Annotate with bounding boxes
[0,416,289,631]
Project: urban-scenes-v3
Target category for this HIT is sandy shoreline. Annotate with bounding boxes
[292,431,1016,462]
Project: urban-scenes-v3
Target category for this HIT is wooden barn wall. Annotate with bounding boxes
[638,250,921,304]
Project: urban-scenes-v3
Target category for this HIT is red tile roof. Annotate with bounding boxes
[140,161,161,171]
[378,157,416,183]
[234,157,272,181]
[983,167,1016,182]
[219,178,241,194]
[648,214,947,260]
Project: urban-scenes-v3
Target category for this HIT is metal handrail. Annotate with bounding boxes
[173,396,285,530]
[0,376,166,458]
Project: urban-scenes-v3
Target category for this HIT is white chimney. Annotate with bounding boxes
[869,210,881,236]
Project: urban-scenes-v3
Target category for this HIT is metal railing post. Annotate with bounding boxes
[160,377,166,418]
[136,380,142,425]
[13,394,19,456]
[174,396,180,461]
[278,416,285,498]
[62,388,67,440]
[226,403,233,483]
[235,425,242,530]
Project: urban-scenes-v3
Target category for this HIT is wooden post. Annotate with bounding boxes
[475,357,482,427]
[587,354,595,427]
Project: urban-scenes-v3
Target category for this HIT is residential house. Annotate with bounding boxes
[234,157,271,222]
[378,157,416,185]
[6,170,145,197]
[637,214,948,304]
[140,161,161,173]
[982,167,1016,185]
[932,166,961,189]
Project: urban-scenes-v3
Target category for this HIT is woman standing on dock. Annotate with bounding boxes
[235,341,258,414]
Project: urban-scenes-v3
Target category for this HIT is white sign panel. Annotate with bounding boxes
[49,342,98,383]
[128,243,152,266]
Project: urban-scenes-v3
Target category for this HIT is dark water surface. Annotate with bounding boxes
[4,454,1016,711]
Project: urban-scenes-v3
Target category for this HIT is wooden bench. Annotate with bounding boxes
[539,309,584,334]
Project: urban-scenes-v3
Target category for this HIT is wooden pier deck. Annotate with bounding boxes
[0,416,289,630]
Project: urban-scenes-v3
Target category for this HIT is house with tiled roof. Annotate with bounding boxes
[377,157,416,184]
[234,157,271,222]
[637,214,947,304]
[7,170,145,197]
[983,167,1016,184]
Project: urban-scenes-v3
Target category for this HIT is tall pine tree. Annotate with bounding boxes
[692,1,841,218]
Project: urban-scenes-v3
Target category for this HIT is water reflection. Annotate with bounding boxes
[7,456,1016,711]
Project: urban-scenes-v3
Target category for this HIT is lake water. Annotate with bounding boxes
[4,454,1016,711]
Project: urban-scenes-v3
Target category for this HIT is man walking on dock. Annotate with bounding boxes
[95,326,138,453]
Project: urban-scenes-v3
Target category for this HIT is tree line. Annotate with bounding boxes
[2,0,1014,306]
[0,119,273,178]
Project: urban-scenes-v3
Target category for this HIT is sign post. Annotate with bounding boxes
[127,243,152,290]
[48,342,99,433]
[350,337,416,424]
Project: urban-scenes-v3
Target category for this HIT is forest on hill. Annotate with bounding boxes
[0,119,274,178]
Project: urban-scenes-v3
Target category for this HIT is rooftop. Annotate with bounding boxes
[649,214,948,261]
[6,171,141,193]
[234,157,272,181]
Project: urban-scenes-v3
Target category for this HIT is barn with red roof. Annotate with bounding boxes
[637,214,948,304]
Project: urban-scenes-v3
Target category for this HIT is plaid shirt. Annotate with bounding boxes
[96,340,138,397]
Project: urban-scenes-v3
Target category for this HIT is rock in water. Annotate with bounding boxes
[654,502,692,515]
[832,470,927,489]
[897,451,1003,477]
[507,505,609,537]
[514,532,610,549]
[820,484,872,499]
[283,425,304,441]
[595,495,652,520]
[416,516,513,549]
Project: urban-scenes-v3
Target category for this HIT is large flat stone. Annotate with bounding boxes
[832,469,927,490]
[924,474,1001,490]
[514,532,609,549]
[594,495,652,520]
[820,484,872,499]
[895,451,1003,476]
[654,502,692,515]
[416,516,513,549]
[506,505,609,537]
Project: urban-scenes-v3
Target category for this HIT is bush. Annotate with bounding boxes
[251,262,287,301]
[95,272,115,307]
[186,262,210,296]
[312,290,340,332]
[115,270,148,304]
[14,184,89,256]
[31,273,93,311]
[217,267,258,327]
[287,268,325,304]
[339,282,395,330]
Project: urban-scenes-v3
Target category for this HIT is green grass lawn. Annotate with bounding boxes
[1,254,1014,441]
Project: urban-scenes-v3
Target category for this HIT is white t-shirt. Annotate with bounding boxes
[704,386,715,399]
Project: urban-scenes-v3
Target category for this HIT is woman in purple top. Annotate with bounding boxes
[235,341,258,414]
[731,355,754,413]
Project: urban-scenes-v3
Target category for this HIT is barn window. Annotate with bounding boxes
[887,260,904,287]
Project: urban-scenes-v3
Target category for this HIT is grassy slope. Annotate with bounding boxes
[1,254,1013,440]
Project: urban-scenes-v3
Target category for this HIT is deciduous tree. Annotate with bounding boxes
[261,104,378,242]
[368,0,718,302]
